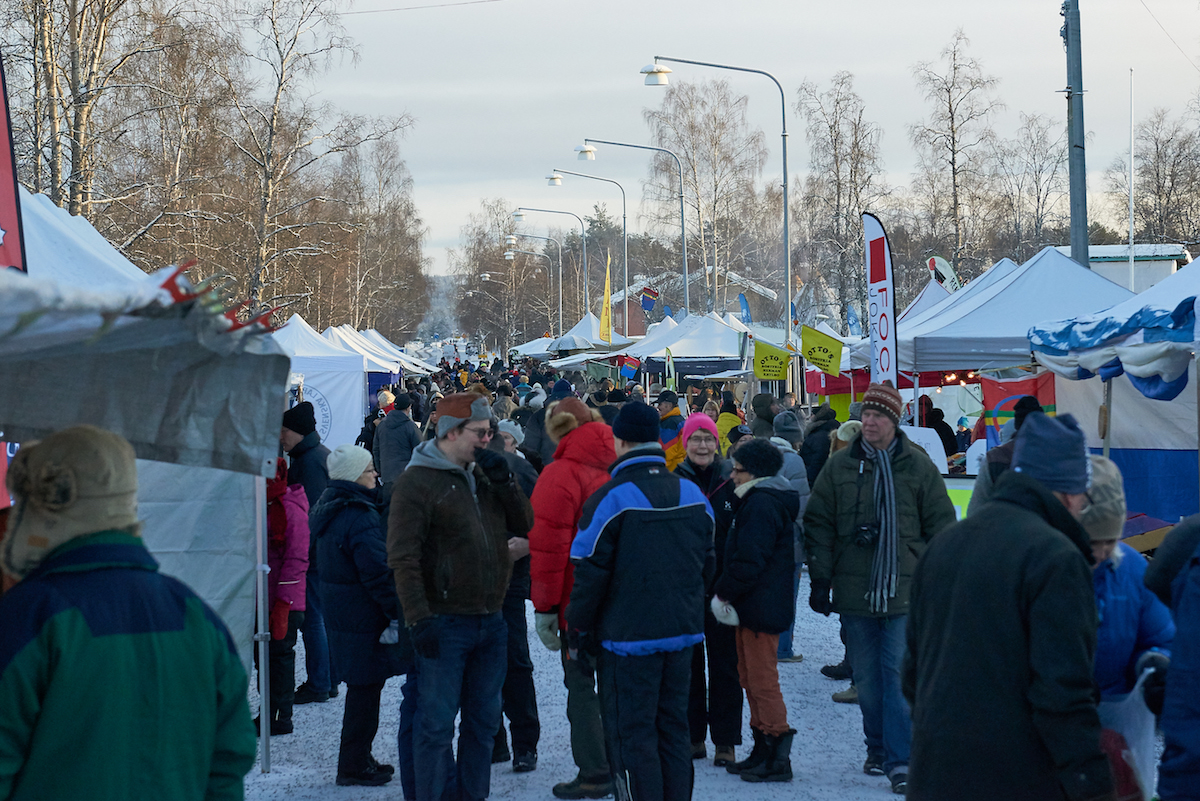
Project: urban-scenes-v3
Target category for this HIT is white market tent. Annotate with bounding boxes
[360,329,438,374]
[898,278,951,324]
[564,311,633,348]
[898,248,1134,372]
[635,313,747,374]
[322,324,401,374]
[510,335,556,359]
[619,314,684,360]
[20,186,147,288]
[271,315,366,450]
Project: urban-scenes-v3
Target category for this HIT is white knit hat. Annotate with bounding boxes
[498,419,525,447]
[327,444,373,482]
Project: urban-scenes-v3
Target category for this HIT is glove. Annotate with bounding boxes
[535,612,562,651]
[808,578,833,616]
[410,617,440,660]
[269,600,290,641]
[1136,650,1170,716]
[710,595,740,626]
[474,447,511,485]
[566,629,597,661]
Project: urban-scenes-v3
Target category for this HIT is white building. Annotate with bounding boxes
[1054,244,1191,292]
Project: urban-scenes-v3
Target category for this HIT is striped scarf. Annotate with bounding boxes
[861,436,900,614]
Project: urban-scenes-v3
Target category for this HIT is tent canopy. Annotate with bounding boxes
[898,248,1133,372]
[564,312,632,348]
[898,278,951,324]
[322,325,400,373]
[271,315,366,449]
[20,186,147,289]
[510,335,556,358]
[637,314,746,374]
[1030,264,1200,400]
[360,329,438,374]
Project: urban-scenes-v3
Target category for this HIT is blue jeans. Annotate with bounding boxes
[300,571,335,693]
[414,613,507,801]
[777,567,802,658]
[843,613,911,776]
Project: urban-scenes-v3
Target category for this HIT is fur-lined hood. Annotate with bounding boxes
[547,398,603,443]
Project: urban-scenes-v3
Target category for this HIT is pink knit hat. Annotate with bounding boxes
[681,413,719,446]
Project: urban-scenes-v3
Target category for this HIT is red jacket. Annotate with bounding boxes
[529,421,615,628]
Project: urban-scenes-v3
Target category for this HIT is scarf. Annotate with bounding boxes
[861,436,900,614]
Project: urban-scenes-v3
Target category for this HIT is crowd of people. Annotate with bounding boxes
[0,353,1198,801]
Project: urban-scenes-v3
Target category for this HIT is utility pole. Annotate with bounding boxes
[1062,0,1090,268]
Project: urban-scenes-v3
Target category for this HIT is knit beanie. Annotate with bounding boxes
[551,379,574,399]
[393,393,412,411]
[282,401,317,436]
[376,390,395,410]
[1080,456,1126,541]
[3,426,140,580]
[681,413,719,447]
[727,424,753,446]
[847,402,864,422]
[1012,412,1089,494]
[498,419,525,447]
[328,444,373,481]
[861,383,902,426]
[435,393,493,438]
[773,410,804,446]
[612,402,662,444]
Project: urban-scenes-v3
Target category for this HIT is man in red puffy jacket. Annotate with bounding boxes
[528,398,616,799]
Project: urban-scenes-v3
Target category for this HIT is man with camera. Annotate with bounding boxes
[804,382,956,795]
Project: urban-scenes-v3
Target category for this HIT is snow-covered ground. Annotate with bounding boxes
[247,572,896,800]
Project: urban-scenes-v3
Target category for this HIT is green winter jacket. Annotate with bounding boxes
[803,431,957,617]
[0,530,257,801]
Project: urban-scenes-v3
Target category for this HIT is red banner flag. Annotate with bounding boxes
[980,372,1056,448]
[863,213,896,386]
[0,53,25,272]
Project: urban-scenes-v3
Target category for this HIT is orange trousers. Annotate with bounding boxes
[735,627,790,736]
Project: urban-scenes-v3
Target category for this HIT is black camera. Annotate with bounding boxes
[855,523,880,548]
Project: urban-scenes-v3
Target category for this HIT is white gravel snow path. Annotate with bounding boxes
[246,571,897,800]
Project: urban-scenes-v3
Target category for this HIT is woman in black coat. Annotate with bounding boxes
[312,445,408,787]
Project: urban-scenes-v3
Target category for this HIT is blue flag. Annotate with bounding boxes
[738,293,752,325]
[664,304,673,318]
[847,305,863,337]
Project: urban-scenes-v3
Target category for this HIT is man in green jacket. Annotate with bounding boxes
[0,426,256,801]
[803,383,956,796]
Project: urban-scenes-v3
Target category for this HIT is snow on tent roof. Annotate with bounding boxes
[20,186,148,289]
[563,311,632,347]
[898,248,1134,372]
[323,325,401,374]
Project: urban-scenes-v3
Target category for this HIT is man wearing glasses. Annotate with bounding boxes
[388,393,534,801]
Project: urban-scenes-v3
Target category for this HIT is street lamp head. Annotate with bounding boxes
[512,209,525,222]
[574,144,596,161]
[546,173,563,186]
[641,63,671,86]
[504,235,517,247]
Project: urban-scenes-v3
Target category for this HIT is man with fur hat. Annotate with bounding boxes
[0,426,257,800]
[804,382,956,795]
[902,413,1117,801]
[388,393,534,801]
[281,400,338,704]
[568,402,715,801]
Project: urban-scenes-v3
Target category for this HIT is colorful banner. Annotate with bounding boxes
[665,347,676,390]
[864,213,896,386]
[599,255,612,343]
[846,305,863,337]
[753,338,791,380]
[0,52,26,272]
[801,325,844,377]
[619,355,640,379]
[980,372,1057,448]
[640,286,659,312]
[738,293,752,325]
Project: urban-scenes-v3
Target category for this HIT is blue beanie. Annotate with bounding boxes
[551,379,574,399]
[612,402,661,444]
[1012,412,1089,494]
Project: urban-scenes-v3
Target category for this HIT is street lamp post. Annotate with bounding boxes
[641,56,793,359]
[505,248,555,339]
[579,139,689,315]
[507,233,563,336]
[549,169,628,337]
[514,207,589,318]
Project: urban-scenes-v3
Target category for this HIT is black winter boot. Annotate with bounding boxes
[725,727,768,775]
[740,729,795,783]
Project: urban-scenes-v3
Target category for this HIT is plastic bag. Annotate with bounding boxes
[1097,668,1157,801]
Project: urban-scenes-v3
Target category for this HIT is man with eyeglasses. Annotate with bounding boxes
[902,412,1116,801]
[388,392,534,801]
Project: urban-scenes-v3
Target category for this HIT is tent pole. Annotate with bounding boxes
[1102,379,1113,458]
[255,474,271,771]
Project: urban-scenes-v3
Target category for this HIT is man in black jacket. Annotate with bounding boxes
[374,394,421,493]
[281,401,338,704]
[903,412,1116,801]
[568,403,715,801]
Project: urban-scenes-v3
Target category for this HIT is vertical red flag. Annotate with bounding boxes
[863,212,896,386]
[0,52,26,272]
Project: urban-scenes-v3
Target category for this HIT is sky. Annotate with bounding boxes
[320,0,1200,276]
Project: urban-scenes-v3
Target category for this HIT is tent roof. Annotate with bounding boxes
[272,314,364,373]
[323,325,401,373]
[20,186,148,289]
[511,335,556,358]
[360,330,438,373]
[898,279,951,325]
[564,312,632,347]
[635,314,744,361]
[898,248,1134,372]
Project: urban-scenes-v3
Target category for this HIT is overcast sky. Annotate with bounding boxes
[322,0,1200,275]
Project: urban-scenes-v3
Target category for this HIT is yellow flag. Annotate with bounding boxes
[801,324,844,377]
[599,254,612,343]
[753,338,791,380]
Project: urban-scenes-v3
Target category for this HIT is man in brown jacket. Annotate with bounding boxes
[388,392,534,801]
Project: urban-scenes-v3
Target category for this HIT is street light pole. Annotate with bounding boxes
[550,169,628,337]
[508,232,562,336]
[506,248,555,339]
[643,55,793,356]
[580,139,689,315]
[514,207,589,318]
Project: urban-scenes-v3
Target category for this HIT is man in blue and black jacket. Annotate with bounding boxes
[568,402,715,801]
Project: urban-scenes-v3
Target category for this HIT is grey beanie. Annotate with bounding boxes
[498,419,525,447]
[1012,412,1090,494]
[773,410,803,445]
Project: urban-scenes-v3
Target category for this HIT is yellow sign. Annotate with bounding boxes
[753,338,791,380]
[801,325,844,377]
[599,254,612,343]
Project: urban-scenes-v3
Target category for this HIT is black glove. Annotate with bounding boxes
[809,578,833,616]
[474,447,511,485]
[566,628,598,660]
[1137,651,1170,716]
[410,617,440,660]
